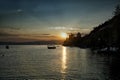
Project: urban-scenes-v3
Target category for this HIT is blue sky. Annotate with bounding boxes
[0,0,119,42]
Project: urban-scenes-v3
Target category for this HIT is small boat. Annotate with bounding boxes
[47,45,56,49]
[6,45,9,49]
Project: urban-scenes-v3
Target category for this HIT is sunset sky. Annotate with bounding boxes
[0,0,119,42]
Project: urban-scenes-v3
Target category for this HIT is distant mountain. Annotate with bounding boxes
[0,40,63,45]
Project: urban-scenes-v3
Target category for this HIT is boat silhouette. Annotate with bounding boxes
[47,45,56,49]
[6,45,9,49]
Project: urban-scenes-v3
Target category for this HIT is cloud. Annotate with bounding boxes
[17,9,23,13]
[0,26,21,35]
[0,31,18,37]
[40,34,51,35]
[48,26,81,30]
[22,34,57,39]
[0,26,20,30]
[0,32,11,36]
[0,31,57,40]
[0,31,59,42]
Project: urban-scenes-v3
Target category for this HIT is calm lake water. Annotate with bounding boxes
[0,45,120,80]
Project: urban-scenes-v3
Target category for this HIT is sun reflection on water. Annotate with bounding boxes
[61,46,67,74]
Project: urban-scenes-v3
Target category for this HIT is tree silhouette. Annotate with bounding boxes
[114,4,120,16]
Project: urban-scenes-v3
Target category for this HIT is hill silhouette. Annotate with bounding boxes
[81,14,120,50]
[63,6,120,52]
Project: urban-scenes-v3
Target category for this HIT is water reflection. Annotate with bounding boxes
[61,47,67,74]
[1,45,118,80]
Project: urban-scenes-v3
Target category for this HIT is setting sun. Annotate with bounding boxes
[61,32,68,39]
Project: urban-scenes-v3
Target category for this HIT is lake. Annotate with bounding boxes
[0,45,120,80]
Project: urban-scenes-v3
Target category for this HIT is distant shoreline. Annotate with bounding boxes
[0,41,63,45]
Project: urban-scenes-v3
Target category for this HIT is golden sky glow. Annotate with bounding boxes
[60,32,68,39]
[0,0,118,42]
